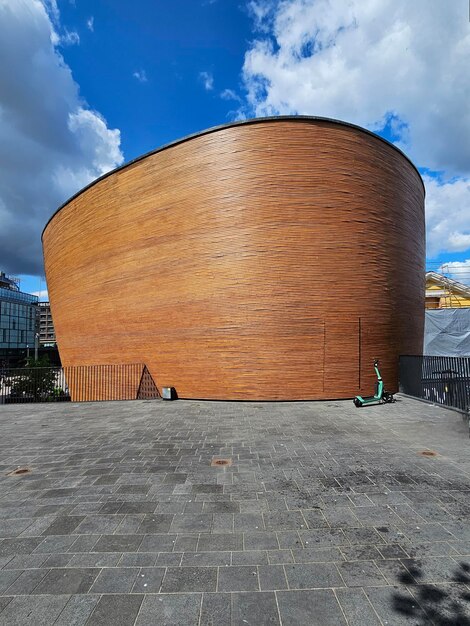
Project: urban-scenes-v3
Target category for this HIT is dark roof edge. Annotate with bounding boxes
[42,115,425,239]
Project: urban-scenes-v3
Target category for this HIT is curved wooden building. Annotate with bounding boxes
[42,116,425,400]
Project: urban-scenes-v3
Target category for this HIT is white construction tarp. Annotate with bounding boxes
[424,309,470,356]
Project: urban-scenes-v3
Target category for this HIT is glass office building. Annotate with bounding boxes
[0,272,39,364]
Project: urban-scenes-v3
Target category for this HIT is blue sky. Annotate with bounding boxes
[56,0,253,161]
[0,0,469,297]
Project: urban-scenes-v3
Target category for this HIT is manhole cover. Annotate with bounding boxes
[7,467,32,476]
[210,458,232,467]
[419,450,438,457]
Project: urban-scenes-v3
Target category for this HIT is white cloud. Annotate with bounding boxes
[199,71,214,90]
[220,88,242,102]
[425,176,470,257]
[241,0,470,258]
[86,16,94,32]
[133,69,148,83]
[32,289,49,301]
[61,28,80,45]
[0,0,123,276]
[437,260,470,286]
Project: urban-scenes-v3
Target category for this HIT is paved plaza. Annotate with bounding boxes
[0,396,469,625]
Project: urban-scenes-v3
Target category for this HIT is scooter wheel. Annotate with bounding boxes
[353,398,362,408]
[382,392,394,404]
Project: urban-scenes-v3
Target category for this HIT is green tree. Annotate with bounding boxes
[9,356,57,401]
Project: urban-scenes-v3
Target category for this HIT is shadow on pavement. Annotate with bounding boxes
[392,561,470,625]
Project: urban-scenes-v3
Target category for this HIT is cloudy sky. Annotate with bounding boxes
[1,0,470,297]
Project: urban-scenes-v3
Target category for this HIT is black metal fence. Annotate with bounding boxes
[0,367,69,404]
[399,355,470,415]
[0,364,160,404]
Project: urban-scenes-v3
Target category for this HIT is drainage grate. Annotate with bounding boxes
[419,450,438,457]
[7,467,32,476]
[210,458,232,467]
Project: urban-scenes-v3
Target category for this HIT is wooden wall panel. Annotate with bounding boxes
[42,117,425,400]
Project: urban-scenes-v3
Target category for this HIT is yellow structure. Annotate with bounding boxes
[425,271,470,309]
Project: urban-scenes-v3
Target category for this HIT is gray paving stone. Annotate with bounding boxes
[292,547,344,563]
[42,553,74,568]
[198,533,243,552]
[32,568,99,594]
[89,567,139,593]
[173,534,199,551]
[135,593,201,626]
[182,551,231,566]
[244,531,278,550]
[401,556,468,583]
[374,557,417,586]
[264,511,305,530]
[407,581,470,624]
[337,560,388,587]
[276,589,347,625]
[138,513,174,533]
[449,540,470,555]
[347,527,389,545]
[0,537,42,556]
[203,501,239,513]
[258,564,288,590]
[200,592,231,626]
[161,566,217,592]
[87,594,144,626]
[34,535,77,553]
[232,591,280,625]
[0,594,71,626]
[42,516,85,536]
[0,597,12,613]
[139,534,177,552]
[231,550,268,565]
[94,534,143,552]
[68,552,122,567]
[211,513,234,533]
[340,545,382,561]
[68,535,101,553]
[218,565,259,591]
[335,588,382,626]
[3,553,48,569]
[52,594,99,626]
[170,513,212,532]
[3,568,49,595]
[0,569,23,593]
[299,529,349,547]
[155,552,183,566]
[119,552,157,566]
[377,543,409,559]
[268,549,294,564]
[0,519,35,537]
[277,530,303,549]
[116,502,157,514]
[131,567,166,592]
[0,394,469,625]
[364,586,426,625]
[285,563,343,589]
[74,515,122,534]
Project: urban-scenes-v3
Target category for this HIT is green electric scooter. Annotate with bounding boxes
[353,360,394,407]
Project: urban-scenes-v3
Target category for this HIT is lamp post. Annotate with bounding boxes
[26,344,29,360]
[34,333,39,362]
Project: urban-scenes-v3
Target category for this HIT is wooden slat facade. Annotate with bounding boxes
[42,117,425,400]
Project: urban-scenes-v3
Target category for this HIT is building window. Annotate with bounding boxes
[12,319,16,330]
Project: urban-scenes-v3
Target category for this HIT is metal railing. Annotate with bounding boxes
[399,355,470,415]
[0,367,69,404]
[0,364,160,404]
